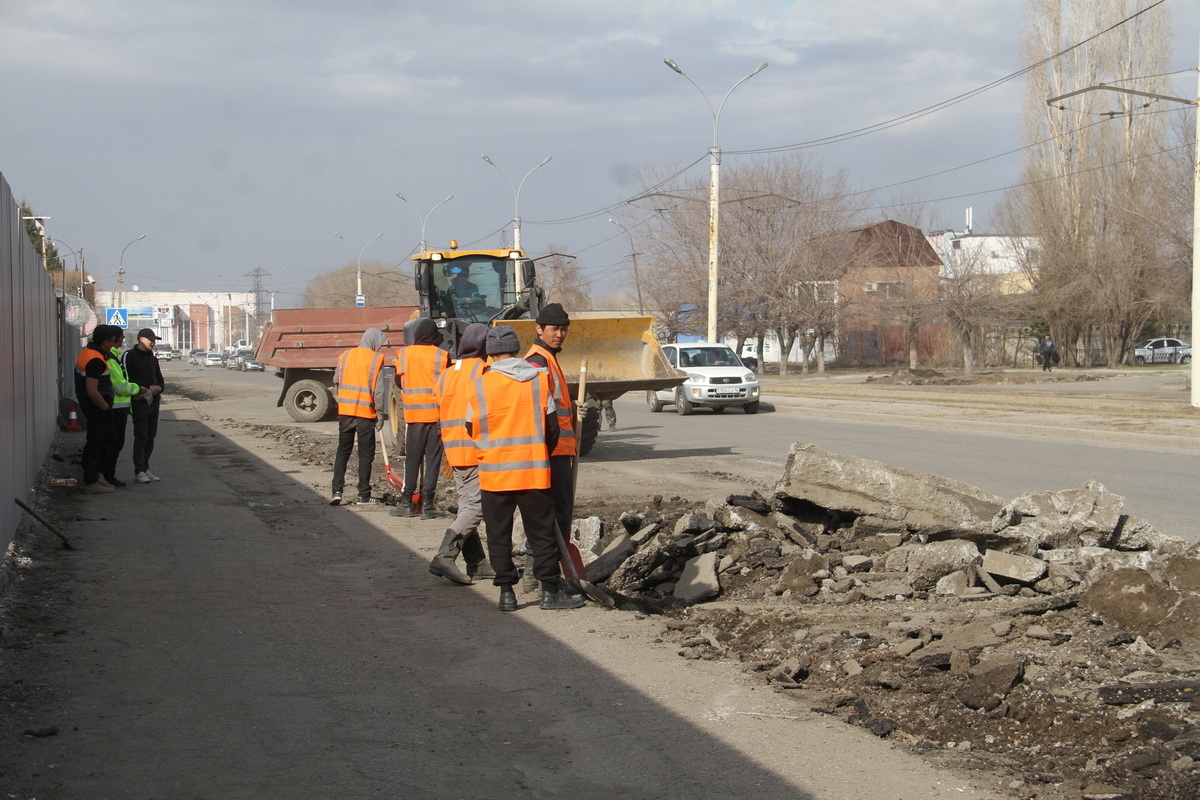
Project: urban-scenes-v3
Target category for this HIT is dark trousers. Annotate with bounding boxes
[80,402,115,484]
[403,420,444,498]
[103,408,131,480]
[548,455,575,541]
[332,415,376,498]
[130,399,161,473]
[481,487,559,586]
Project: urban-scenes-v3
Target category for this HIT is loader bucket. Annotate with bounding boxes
[501,316,684,401]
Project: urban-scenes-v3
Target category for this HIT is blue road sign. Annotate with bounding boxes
[355,294,366,308]
[107,308,129,328]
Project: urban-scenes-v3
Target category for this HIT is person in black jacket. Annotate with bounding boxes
[122,328,166,483]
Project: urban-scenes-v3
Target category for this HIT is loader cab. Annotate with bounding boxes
[413,244,539,326]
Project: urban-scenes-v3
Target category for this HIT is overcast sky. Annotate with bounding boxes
[3,0,1197,308]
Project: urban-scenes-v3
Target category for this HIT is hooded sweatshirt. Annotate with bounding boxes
[467,355,559,455]
[436,324,490,468]
[335,327,389,418]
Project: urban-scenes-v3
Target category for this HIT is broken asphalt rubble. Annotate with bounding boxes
[565,443,1200,800]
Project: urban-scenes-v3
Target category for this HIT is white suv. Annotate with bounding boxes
[648,343,761,415]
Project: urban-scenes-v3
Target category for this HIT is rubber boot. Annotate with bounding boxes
[540,579,585,610]
[421,502,447,520]
[462,532,493,579]
[498,586,518,612]
[389,492,416,517]
[429,530,472,585]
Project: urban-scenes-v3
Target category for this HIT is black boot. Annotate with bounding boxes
[462,532,493,578]
[540,579,584,610]
[421,503,447,520]
[498,586,518,612]
[429,530,472,585]
[389,492,416,517]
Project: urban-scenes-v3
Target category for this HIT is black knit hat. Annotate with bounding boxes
[535,302,570,326]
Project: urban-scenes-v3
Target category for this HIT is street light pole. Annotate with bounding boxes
[395,193,454,251]
[609,218,645,315]
[664,58,768,343]
[116,234,146,309]
[480,154,552,252]
[334,232,383,306]
[1046,49,1199,406]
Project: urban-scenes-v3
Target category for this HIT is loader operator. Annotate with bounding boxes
[465,326,582,611]
[391,317,451,519]
[426,323,491,585]
[524,302,577,544]
[330,327,389,506]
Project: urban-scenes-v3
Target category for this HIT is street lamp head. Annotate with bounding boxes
[537,155,552,167]
[751,61,769,77]
[664,57,683,74]
[481,154,495,166]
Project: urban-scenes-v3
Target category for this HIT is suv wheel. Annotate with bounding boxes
[744,401,760,415]
[675,388,693,416]
[646,390,664,413]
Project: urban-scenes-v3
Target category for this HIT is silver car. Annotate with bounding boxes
[1133,338,1191,365]
[648,343,761,415]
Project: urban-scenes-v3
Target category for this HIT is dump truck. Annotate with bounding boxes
[408,242,683,455]
[254,306,416,423]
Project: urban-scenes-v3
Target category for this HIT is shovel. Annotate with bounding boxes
[378,424,405,492]
[555,358,614,608]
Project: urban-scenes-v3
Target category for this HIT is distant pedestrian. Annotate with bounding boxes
[102,330,149,488]
[466,326,581,611]
[1039,334,1056,373]
[122,329,165,482]
[391,318,451,519]
[75,324,121,494]
[601,397,616,431]
[427,323,491,585]
[330,327,389,505]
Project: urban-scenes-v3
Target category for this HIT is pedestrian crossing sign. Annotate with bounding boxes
[107,308,128,328]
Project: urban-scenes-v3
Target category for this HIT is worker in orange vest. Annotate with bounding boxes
[74,324,122,495]
[524,303,578,548]
[427,323,491,585]
[467,326,582,611]
[391,318,451,519]
[331,327,389,505]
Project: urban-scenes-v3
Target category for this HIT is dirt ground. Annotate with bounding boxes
[2,364,1197,799]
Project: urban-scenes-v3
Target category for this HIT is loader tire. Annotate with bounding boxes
[578,405,601,457]
[285,379,334,422]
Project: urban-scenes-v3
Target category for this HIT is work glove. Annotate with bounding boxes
[375,413,387,430]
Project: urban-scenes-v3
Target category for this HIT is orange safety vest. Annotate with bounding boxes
[74,345,112,403]
[525,342,576,456]
[335,347,385,419]
[437,357,486,468]
[396,344,450,424]
[469,369,552,492]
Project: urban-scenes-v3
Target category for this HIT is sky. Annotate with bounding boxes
[2,0,1198,309]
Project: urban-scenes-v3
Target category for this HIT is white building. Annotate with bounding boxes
[99,289,259,351]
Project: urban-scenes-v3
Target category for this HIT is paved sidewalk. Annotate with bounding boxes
[1,404,1011,799]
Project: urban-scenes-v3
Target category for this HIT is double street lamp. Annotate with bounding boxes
[664,57,768,343]
[480,154,553,252]
[116,234,146,308]
[334,231,383,307]
[395,193,454,252]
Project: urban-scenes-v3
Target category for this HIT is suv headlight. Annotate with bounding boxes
[687,372,706,383]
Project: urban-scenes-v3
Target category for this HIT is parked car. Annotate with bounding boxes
[239,358,264,372]
[1133,338,1191,365]
[647,343,761,415]
[204,352,223,367]
[225,354,242,369]
[169,349,182,360]
[189,349,206,365]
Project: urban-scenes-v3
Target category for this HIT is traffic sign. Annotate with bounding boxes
[355,294,365,308]
[107,308,128,328]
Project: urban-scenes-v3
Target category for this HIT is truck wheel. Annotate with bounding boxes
[285,379,334,422]
[384,382,406,456]
[646,390,664,413]
[675,388,693,416]
[744,401,760,415]
[578,405,601,456]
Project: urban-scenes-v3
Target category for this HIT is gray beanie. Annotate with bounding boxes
[486,326,521,355]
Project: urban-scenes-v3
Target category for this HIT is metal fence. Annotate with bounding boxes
[1,173,62,557]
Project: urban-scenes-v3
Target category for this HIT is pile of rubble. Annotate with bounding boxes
[567,444,1200,800]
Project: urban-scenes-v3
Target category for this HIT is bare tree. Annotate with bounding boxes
[534,244,593,312]
[1011,0,1186,366]
[301,260,417,308]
